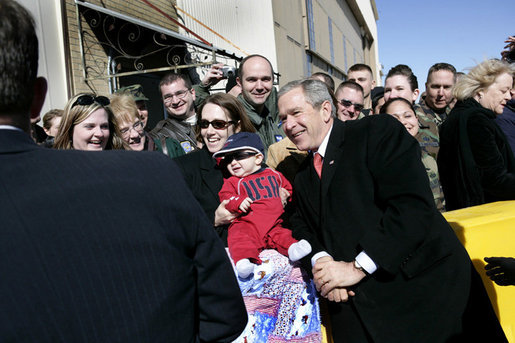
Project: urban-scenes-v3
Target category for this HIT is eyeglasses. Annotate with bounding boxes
[222,151,258,163]
[72,94,110,108]
[120,121,144,137]
[163,89,191,103]
[199,119,236,130]
[339,99,364,112]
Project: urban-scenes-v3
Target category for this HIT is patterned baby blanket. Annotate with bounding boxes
[230,249,322,343]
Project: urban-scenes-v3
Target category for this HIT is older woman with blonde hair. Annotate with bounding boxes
[54,93,125,150]
[109,93,155,151]
[438,59,515,210]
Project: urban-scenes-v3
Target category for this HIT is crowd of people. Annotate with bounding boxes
[2,0,515,341]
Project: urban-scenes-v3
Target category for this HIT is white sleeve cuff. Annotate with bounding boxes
[356,251,377,274]
[311,251,332,267]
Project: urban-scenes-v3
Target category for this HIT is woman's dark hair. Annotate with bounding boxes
[195,93,255,142]
[380,97,417,115]
[385,64,418,92]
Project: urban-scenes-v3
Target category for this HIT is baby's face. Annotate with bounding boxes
[225,150,263,178]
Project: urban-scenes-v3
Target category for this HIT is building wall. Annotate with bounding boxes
[176,0,277,83]
[272,0,307,84]
[20,0,69,114]
[273,0,376,87]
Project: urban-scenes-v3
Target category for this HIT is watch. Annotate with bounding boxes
[354,259,366,274]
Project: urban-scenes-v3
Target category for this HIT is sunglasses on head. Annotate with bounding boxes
[339,99,364,112]
[72,94,110,108]
[199,119,235,130]
[222,151,258,163]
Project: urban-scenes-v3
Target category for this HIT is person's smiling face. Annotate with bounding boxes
[278,87,333,152]
[72,108,110,151]
[200,103,238,153]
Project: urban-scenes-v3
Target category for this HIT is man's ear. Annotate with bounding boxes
[30,77,47,121]
[321,100,333,123]
[236,76,241,87]
[190,87,196,101]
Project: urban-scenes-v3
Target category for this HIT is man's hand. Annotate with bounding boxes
[325,287,356,302]
[201,63,225,88]
[485,257,515,286]
[279,187,291,208]
[238,197,253,213]
[501,36,515,62]
[313,260,366,297]
[214,199,238,226]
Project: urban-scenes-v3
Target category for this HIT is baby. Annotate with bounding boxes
[214,132,311,278]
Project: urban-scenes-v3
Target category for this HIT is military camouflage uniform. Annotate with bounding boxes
[415,104,440,159]
[418,99,452,128]
[421,150,445,212]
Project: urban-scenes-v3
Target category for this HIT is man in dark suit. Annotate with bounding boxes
[0,1,247,342]
[277,79,506,342]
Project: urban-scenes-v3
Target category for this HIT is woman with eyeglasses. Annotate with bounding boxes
[175,93,255,244]
[109,93,155,152]
[54,93,126,150]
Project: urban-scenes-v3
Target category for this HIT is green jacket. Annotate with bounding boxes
[236,87,285,152]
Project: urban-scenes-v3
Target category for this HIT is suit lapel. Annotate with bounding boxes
[321,120,345,197]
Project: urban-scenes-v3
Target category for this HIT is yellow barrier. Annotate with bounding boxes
[444,201,515,342]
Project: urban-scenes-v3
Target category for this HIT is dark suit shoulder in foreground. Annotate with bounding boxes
[0,129,247,343]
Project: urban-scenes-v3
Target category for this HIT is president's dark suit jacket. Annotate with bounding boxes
[291,116,504,342]
[0,130,247,342]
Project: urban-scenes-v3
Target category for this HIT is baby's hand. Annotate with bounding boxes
[239,197,253,213]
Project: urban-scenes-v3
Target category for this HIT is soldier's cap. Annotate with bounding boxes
[212,132,264,159]
[115,84,149,101]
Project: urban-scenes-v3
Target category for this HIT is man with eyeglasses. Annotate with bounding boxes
[335,81,365,122]
[148,73,200,155]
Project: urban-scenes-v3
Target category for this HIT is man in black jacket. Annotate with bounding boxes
[277,78,506,342]
[0,1,247,341]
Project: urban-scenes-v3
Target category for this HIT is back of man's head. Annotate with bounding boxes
[0,0,39,115]
[309,72,335,93]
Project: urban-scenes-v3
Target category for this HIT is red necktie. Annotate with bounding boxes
[313,153,323,178]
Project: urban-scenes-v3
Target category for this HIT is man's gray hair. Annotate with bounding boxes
[278,79,336,118]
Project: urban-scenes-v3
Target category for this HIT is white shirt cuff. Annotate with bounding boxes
[356,251,377,274]
[311,251,332,267]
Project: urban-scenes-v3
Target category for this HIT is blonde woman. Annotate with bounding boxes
[438,59,515,210]
[54,93,125,150]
